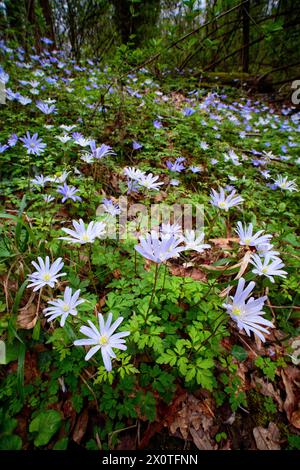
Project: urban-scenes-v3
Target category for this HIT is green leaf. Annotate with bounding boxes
[29,410,62,446]
[0,435,22,450]
[231,345,247,362]
[17,342,26,402]
[53,437,68,450]
[197,358,214,369]
[185,366,196,382]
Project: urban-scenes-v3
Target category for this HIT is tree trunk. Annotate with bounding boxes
[241,0,250,73]
[25,0,42,52]
[39,0,56,47]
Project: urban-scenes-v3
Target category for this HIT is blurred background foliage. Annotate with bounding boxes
[1,1,300,89]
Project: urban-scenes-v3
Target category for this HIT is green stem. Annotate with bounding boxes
[162,263,167,291]
[226,211,230,238]
[188,311,227,359]
[199,312,227,349]
[134,249,137,277]
[87,244,97,292]
[146,263,160,318]
[191,279,218,309]
[206,212,218,239]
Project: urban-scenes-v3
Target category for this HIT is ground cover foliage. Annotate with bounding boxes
[0,27,300,450]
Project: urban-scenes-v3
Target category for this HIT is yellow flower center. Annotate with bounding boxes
[232,307,242,316]
[99,335,108,346]
[82,233,90,242]
[244,238,251,244]
[218,201,226,208]
[62,304,69,312]
[30,143,35,148]
[262,267,268,273]
[42,273,51,281]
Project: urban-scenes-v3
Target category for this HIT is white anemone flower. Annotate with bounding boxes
[256,243,280,260]
[59,219,106,244]
[210,187,244,211]
[27,256,66,291]
[223,278,274,342]
[135,231,184,263]
[56,134,72,143]
[183,230,211,253]
[74,312,130,370]
[139,173,163,191]
[223,149,240,166]
[161,223,182,237]
[250,253,287,283]
[43,287,85,326]
[31,174,51,187]
[235,222,272,247]
[123,166,145,181]
[274,175,298,192]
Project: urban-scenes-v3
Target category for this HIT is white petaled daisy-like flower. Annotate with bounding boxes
[123,166,145,181]
[43,287,85,327]
[200,141,209,150]
[81,153,94,164]
[256,243,280,260]
[48,171,70,184]
[59,219,106,244]
[31,174,51,187]
[161,223,182,238]
[56,134,72,143]
[74,136,91,147]
[235,222,272,247]
[135,231,184,263]
[183,230,211,253]
[74,312,130,370]
[273,175,298,192]
[42,194,55,203]
[60,125,76,132]
[54,171,71,184]
[27,256,66,291]
[210,187,244,211]
[102,198,121,216]
[223,149,240,166]
[223,278,274,342]
[139,173,163,191]
[250,253,287,283]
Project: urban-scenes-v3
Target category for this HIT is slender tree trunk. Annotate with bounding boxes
[39,0,56,47]
[241,0,250,73]
[25,0,41,52]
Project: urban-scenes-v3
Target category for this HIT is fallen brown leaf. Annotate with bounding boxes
[235,251,252,280]
[252,375,283,411]
[168,394,216,448]
[281,367,300,427]
[72,408,89,444]
[17,292,38,329]
[209,237,239,248]
[153,191,167,202]
[291,410,300,429]
[190,427,216,450]
[253,422,281,450]
[169,265,207,281]
[112,269,121,279]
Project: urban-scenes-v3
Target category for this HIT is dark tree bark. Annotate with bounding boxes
[25,0,42,52]
[111,0,161,47]
[39,0,56,46]
[241,0,250,73]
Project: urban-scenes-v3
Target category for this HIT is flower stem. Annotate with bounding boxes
[134,249,137,277]
[162,263,167,291]
[188,311,227,359]
[146,263,160,317]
